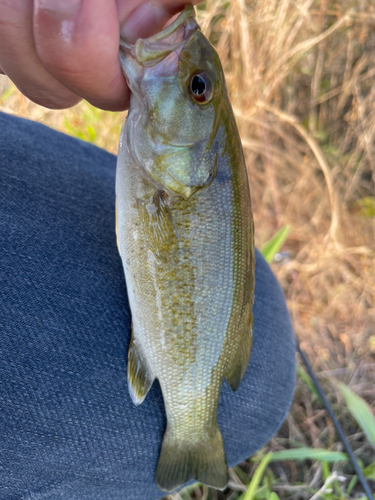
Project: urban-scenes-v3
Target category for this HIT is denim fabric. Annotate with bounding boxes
[0,111,296,500]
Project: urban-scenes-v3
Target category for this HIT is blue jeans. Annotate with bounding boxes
[0,111,295,500]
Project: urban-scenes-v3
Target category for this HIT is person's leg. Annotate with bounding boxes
[0,111,295,500]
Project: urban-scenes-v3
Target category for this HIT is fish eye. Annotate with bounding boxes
[189,72,212,104]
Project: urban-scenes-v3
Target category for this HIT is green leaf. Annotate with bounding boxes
[363,462,375,480]
[254,484,270,500]
[253,448,347,463]
[339,383,375,446]
[243,452,273,500]
[260,225,290,263]
[269,493,280,500]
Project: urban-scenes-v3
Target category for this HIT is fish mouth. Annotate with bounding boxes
[119,5,198,67]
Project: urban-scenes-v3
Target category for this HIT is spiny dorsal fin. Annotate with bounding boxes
[127,331,154,406]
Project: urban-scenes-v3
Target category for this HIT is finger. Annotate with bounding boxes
[118,0,204,43]
[34,0,130,111]
[117,0,171,43]
[0,0,80,109]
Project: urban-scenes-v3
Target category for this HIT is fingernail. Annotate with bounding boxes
[120,1,170,43]
[35,0,81,20]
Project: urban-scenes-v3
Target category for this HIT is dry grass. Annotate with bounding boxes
[1,0,374,498]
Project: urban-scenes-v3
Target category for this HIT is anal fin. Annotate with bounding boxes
[127,331,154,405]
[225,308,253,392]
[225,343,251,391]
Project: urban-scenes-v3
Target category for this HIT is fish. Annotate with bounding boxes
[116,5,254,492]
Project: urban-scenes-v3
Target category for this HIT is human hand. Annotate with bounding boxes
[0,0,202,111]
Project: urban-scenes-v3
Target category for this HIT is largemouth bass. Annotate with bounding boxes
[116,5,254,492]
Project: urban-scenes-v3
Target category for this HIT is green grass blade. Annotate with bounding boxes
[322,461,330,481]
[0,86,15,103]
[260,225,290,263]
[297,365,320,399]
[339,383,375,446]
[236,483,271,500]
[243,452,273,500]
[347,474,358,495]
[253,448,347,463]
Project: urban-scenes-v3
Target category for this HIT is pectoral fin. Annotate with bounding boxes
[136,191,179,259]
[127,331,154,405]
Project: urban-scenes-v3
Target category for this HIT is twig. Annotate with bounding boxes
[257,104,341,243]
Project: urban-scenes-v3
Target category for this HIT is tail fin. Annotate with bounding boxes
[155,424,229,492]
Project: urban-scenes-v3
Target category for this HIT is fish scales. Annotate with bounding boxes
[116,5,254,493]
